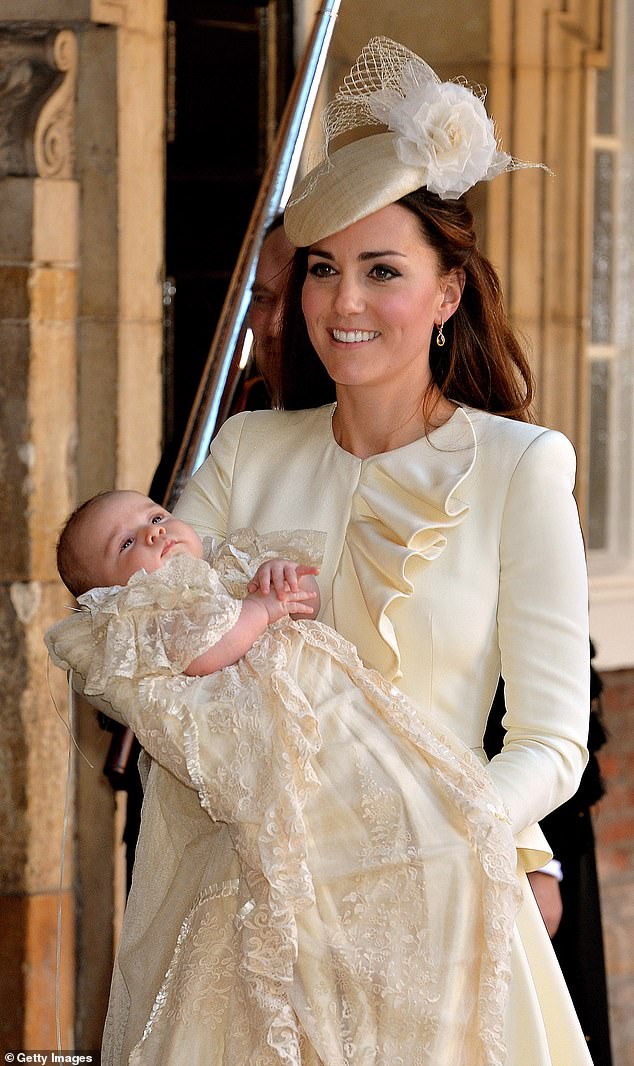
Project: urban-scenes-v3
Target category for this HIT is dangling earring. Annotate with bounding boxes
[435,320,446,347]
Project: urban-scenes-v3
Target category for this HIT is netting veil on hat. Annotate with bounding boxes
[285,36,547,246]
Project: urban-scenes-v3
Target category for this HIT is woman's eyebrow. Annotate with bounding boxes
[358,250,406,260]
[307,248,406,260]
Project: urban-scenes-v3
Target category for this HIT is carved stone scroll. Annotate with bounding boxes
[90,0,128,25]
[0,28,77,179]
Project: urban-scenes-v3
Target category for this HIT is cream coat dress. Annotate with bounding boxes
[171,403,593,1066]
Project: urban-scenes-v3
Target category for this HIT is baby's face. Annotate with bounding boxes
[78,491,204,589]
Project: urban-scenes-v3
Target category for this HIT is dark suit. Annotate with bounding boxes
[484,649,613,1066]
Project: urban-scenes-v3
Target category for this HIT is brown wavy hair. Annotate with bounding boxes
[274,188,534,422]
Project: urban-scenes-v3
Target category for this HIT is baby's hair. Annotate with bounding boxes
[57,491,118,598]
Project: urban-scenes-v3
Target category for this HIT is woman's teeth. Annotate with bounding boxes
[332,329,380,343]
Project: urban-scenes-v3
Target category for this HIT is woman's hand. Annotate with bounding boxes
[528,870,564,938]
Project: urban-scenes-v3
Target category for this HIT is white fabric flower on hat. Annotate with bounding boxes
[368,61,512,199]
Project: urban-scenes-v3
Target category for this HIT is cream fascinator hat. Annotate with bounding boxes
[285,36,544,247]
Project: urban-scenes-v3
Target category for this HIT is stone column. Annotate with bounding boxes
[0,2,165,1051]
[0,27,80,1052]
[72,5,165,1046]
[488,0,609,519]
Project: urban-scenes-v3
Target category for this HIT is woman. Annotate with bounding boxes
[108,37,591,1064]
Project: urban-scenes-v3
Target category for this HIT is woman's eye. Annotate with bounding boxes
[369,264,399,281]
[308,262,336,278]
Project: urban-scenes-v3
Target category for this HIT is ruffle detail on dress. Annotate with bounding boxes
[204,527,326,598]
[67,555,241,694]
[343,405,477,680]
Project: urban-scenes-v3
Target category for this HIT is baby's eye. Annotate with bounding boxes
[151,514,166,524]
[369,264,400,281]
[120,537,134,552]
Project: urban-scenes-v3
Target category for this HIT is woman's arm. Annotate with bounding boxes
[173,413,248,539]
[488,429,590,835]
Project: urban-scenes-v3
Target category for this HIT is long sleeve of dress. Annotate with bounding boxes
[173,413,248,540]
[489,429,590,834]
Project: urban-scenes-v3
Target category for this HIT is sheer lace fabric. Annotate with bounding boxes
[46,545,521,1065]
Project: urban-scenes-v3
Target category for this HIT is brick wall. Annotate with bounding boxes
[594,667,634,1066]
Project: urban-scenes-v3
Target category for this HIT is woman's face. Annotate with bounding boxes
[301,203,461,396]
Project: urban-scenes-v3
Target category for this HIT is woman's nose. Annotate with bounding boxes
[332,276,365,316]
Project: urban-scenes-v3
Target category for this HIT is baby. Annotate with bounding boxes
[46,490,520,1066]
[55,489,321,677]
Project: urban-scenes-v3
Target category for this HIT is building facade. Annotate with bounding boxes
[0,0,631,1061]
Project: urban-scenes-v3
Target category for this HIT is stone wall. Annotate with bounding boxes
[0,4,164,1052]
[0,28,81,1050]
[595,667,634,1066]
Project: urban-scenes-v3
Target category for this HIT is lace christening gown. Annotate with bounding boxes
[46,533,521,1066]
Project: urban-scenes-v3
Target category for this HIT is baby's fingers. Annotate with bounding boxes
[266,561,290,596]
[269,560,305,596]
[251,568,273,594]
[280,562,302,594]
[283,587,315,603]
[288,601,315,617]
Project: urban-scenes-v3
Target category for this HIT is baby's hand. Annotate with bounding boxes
[250,584,317,625]
[248,558,320,599]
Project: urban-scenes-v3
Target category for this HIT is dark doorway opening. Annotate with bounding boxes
[158,0,294,491]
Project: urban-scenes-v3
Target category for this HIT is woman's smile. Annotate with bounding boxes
[330,328,381,344]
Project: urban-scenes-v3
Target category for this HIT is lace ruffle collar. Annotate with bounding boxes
[77,552,215,614]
